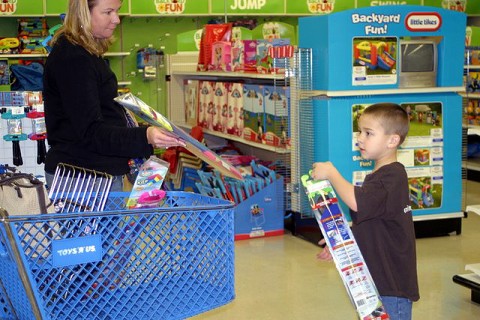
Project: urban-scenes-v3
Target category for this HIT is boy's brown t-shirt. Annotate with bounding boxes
[352,162,420,301]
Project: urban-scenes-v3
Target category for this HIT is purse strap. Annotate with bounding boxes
[0,173,51,214]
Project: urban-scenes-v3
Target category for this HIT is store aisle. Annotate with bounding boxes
[192,181,480,320]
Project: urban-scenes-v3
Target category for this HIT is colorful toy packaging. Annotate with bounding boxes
[263,85,289,147]
[243,84,264,143]
[301,174,390,320]
[198,80,214,129]
[127,156,169,209]
[197,23,232,71]
[243,40,258,72]
[210,41,231,72]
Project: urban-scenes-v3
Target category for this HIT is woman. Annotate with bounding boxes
[43,0,183,191]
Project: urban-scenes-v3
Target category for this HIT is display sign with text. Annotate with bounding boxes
[210,0,284,15]
[357,0,422,8]
[130,0,209,15]
[286,0,355,15]
[0,0,43,16]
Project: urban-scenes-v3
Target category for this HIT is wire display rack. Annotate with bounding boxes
[0,192,235,320]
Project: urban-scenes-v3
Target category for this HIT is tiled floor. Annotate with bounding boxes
[192,180,480,319]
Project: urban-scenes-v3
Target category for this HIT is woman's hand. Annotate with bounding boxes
[146,126,186,149]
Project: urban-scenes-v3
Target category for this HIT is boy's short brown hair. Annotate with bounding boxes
[362,103,410,145]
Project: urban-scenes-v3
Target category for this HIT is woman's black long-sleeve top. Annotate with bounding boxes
[43,36,153,175]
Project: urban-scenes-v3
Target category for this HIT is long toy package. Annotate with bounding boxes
[114,93,243,181]
[301,173,390,320]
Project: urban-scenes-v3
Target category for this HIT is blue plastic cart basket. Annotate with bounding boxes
[0,192,235,320]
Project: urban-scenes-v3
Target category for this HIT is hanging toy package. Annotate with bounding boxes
[136,46,163,80]
[28,114,47,164]
[1,107,27,166]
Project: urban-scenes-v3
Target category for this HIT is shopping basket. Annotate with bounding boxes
[0,191,235,320]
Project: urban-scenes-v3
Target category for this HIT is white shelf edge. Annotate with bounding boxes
[466,205,480,216]
[118,81,132,86]
[467,127,480,136]
[177,123,290,154]
[460,92,480,99]
[412,212,464,222]
[464,158,480,172]
[171,71,285,81]
[303,86,465,98]
[464,65,480,70]
[0,53,48,58]
[1,52,130,58]
[104,52,131,57]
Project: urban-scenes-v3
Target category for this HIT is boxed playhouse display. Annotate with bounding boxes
[299,5,466,91]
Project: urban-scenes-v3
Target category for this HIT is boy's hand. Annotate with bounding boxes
[311,161,334,181]
[316,238,333,261]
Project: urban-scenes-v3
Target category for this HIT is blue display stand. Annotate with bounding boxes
[299,6,466,91]
[294,5,466,240]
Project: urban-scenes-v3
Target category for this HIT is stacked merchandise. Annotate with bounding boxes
[191,79,290,148]
[195,159,285,240]
[196,22,293,74]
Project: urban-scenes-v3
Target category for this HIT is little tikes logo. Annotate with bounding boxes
[155,0,185,14]
[307,0,335,14]
[0,0,17,15]
[405,12,442,32]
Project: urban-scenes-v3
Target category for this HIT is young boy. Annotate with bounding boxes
[311,103,419,320]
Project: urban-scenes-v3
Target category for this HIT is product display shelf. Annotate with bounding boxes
[177,122,289,154]
[166,52,292,217]
[302,87,466,99]
[463,46,480,218]
[290,43,465,243]
[166,52,291,154]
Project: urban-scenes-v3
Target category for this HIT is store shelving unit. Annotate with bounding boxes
[166,53,291,153]
[463,46,480,216]
[166,52,292,214]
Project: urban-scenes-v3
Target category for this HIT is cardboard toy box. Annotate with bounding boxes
[234,177,284,240]
[263,85,290,147]
[243,84,264,143]
[212,81,228,132]
[197,80,214,129]
[227,82,244,136]
[299,6,466,91]
[210,41,231,72]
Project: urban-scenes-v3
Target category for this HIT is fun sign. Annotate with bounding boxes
[307,0,336,14]
[154,0,186,14]
[0,0,17,15]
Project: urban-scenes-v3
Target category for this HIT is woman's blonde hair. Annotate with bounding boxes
[51,0,115,56]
